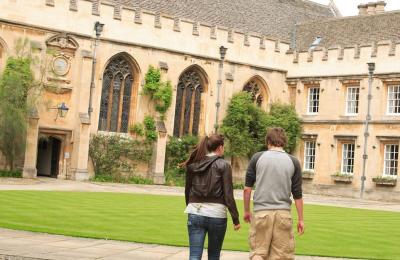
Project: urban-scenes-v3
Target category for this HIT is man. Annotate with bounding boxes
[243,127,304,260]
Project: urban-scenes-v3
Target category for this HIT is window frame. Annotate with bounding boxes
[303,140,316,171]
[383,144,399,177]
[345,86,360,115]
[341,143,355,175]
[307,87,320,115]
[386,85,400,115]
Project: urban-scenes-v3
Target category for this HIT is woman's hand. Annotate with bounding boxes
[234,224,241,231]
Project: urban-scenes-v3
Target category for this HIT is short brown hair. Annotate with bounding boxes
[266,127,287,148]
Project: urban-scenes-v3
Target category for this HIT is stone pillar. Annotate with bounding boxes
[22,110,39,178]
[69,50,94,181]
[70,113,91,181]
[150,121,167,184]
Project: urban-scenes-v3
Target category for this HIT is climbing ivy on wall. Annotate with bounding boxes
[142,66,172,119]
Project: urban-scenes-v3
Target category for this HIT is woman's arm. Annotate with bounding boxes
[185,168,192,205]
[222,162,240,226]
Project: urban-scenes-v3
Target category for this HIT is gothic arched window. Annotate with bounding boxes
[98,55,134,133]
[173,68,206,137]
[243,80,264,107]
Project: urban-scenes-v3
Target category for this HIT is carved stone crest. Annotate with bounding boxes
[46,32,79,52]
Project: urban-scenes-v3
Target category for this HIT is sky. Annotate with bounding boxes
[310,0,400,16]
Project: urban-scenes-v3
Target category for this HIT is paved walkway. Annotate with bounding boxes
[0,228,356,260]
[0,177,399,212]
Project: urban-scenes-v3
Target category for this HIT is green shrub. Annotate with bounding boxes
[165,169,186,187]
[264,103,302,153]
[89,134,153,177]
[221,92,269,157]
[0,170,22,178]
[129,123,145,136]
[143,116,157,142]
[232,183,244,189]
[221,93,302,157]
[164,135,199,186]
[91,174,153,185]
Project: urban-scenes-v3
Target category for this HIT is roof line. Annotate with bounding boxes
[301,0,330,9]
[297,9,400,26]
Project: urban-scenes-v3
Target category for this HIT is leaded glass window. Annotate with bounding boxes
[243,80,264,106]
[98,56,134,133]
[173,68,205,137]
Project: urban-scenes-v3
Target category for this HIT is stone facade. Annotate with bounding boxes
[0,0,399,201]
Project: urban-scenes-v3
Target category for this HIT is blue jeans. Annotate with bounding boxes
[187,214,227,260]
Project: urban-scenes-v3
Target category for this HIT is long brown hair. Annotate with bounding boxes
[182,134,224,167]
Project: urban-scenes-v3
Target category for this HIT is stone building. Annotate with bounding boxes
[0,0,399,201]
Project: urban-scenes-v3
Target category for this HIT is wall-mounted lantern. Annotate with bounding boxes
[51,102,69,120]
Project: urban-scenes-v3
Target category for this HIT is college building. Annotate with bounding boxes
[0,0,399,201]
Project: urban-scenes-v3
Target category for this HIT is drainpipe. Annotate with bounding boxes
[215,46,227,133]
[360,62,375,199]
[88,21,104,119]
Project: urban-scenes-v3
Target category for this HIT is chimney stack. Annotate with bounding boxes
[358,4,367,15]
[375,1,387,14]
[367,2,377,15]
[358,1,386,15]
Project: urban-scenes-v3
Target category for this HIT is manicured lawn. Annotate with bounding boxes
[0,191,399,259]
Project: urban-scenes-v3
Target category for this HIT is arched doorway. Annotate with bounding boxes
[98,54,138,133]
[242,76,269,110]
[36,136,61,177]
[173,66,208,137]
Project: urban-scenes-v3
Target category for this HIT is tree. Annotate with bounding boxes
[264,103,302,153]
[221,92,268,157]
[0,39,44,170]
[221,92,301,158]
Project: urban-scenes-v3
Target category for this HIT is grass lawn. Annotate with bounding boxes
[0,191,399,259]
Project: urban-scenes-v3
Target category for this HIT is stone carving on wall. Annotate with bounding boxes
[46,33,79,52]
[52,53,71,76]
[45,33,79,93]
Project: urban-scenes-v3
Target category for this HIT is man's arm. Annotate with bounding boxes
[295,198,304,235]
[290,155,305,235]
[243,152,261,223]
[243,186,252,223]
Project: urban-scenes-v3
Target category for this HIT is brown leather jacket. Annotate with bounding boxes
[185,155,240,225]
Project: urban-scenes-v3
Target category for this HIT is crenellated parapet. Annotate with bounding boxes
[40,0,289,54]
[288,40,400,64]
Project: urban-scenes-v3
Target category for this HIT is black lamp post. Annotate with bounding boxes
[215,46,227,133]
[360,62,375,198]
[88,21,104,119]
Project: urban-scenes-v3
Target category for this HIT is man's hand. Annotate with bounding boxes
[243,211,252,223]
[234,224,241,231]
[297,220,305,235]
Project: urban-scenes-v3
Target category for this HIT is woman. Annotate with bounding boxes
[183,134,241,260]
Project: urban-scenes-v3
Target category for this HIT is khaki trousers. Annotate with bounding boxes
[249,210,295,260]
